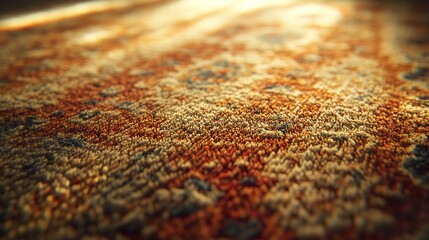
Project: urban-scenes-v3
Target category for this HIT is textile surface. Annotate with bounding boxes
[1,0,429,239]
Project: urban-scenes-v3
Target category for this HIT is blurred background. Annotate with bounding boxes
[0,0,95,16]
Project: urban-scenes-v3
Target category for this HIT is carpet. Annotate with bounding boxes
[1,0,429,239]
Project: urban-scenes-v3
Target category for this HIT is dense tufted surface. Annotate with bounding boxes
[0,0,428,239]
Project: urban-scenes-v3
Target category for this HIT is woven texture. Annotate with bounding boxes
[1,0,429,239]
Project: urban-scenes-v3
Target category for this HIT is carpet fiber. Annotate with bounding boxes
[1,0,429,239]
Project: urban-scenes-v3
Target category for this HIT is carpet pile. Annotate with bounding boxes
[0,0,428,239]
